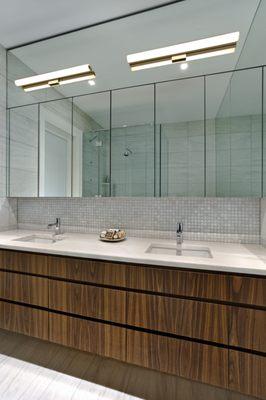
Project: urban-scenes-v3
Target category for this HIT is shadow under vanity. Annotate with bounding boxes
[0,248,265,399]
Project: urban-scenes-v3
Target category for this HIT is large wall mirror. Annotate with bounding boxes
[6,0,266,197]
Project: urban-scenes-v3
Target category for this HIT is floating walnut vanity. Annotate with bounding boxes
[0,239,265,399]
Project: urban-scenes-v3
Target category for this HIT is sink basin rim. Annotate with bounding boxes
[146,243,212,258]
[13,234,63,244]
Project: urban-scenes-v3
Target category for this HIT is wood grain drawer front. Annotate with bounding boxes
[127,292,229,344]
[0,250,48,275]
[48,256,126,286]
[230,276,266,307]
[125,265,229,301]
[230,307,266,353]
[49,280,126,324]
[229,351,266,399]
[0,272,48,307]
[127,330,228,389]
[49,312,126,362]
[0,301,48,340]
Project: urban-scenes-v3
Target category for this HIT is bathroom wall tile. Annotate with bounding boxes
[17,197,260,244]
[0,44,6,76]
[0,167,6,197]
[260,198,266,245]
[0,106,7,138]
[0,75,6,109]
[230,115,252,134]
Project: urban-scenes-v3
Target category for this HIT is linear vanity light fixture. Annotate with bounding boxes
[127,32,240,71]
[15,64,96,92]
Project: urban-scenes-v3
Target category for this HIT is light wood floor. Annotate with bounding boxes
[0,329,258,400]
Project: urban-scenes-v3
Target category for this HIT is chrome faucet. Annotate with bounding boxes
[47,217,62,235]
[176,222,183,247]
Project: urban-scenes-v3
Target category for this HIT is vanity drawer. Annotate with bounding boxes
[0,271,48,307]
[230,275,266,307]
[125,264,229,301]
[127,292,229,344]
[229,350,266,399]
[0,250,48,276]
[0,301,48,340]
[49,280,126,324]
[127,329,228,388]
[230,307,266,353]
[48,255,126,286]
[49,312,126,361]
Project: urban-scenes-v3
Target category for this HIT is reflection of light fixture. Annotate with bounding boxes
[88,80,96,86]
[180,63,188,70]
[15,64,96,92]
[127,32,239,71]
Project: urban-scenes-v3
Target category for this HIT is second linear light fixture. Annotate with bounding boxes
[127,32,240,71]
[15,64,96,92]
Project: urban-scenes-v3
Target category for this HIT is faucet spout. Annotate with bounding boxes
[176,222,183,253]
[47,217,62,235]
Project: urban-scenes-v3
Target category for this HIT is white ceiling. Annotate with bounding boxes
[0,0,173,48]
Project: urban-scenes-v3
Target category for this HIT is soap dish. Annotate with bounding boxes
[100,237,126,242]
[99,228,126,242]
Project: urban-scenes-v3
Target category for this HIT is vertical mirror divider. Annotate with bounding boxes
[154,82,162,198]
[71,97,74,197]
[6,109,10,197]
[153,83,157,197]
[37,103,40,197]
[262,67,264,198]
[6,50,9,197]
[109,90,112,197]
[204,75,207,197]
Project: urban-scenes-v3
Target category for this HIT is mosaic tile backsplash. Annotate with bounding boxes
[17,197,260,244]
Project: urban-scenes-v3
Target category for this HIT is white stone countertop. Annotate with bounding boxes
[0,229,265,276]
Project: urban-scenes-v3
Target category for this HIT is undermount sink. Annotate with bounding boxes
[146,243,212,258]
[13,234,63,244]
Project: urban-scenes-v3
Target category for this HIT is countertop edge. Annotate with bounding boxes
[0,242,265,277]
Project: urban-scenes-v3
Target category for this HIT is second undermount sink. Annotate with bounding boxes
[146,243,212,258]
[13,234,63,244]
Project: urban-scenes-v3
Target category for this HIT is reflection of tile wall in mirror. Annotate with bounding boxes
[9,104,39,197]
[206,68,262,197]
[73,92,110,197]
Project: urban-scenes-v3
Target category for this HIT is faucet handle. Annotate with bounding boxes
[177,222,183,233]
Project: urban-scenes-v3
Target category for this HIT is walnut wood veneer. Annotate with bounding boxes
[0,249,265,399]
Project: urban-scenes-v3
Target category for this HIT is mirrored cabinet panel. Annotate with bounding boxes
[206,68,262,197]
[111,85,154,197]
[39,99,72,197]
[73,92,110,197]
[9,104,38,197]
[157,77,204,197]
[7,67,266,198]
